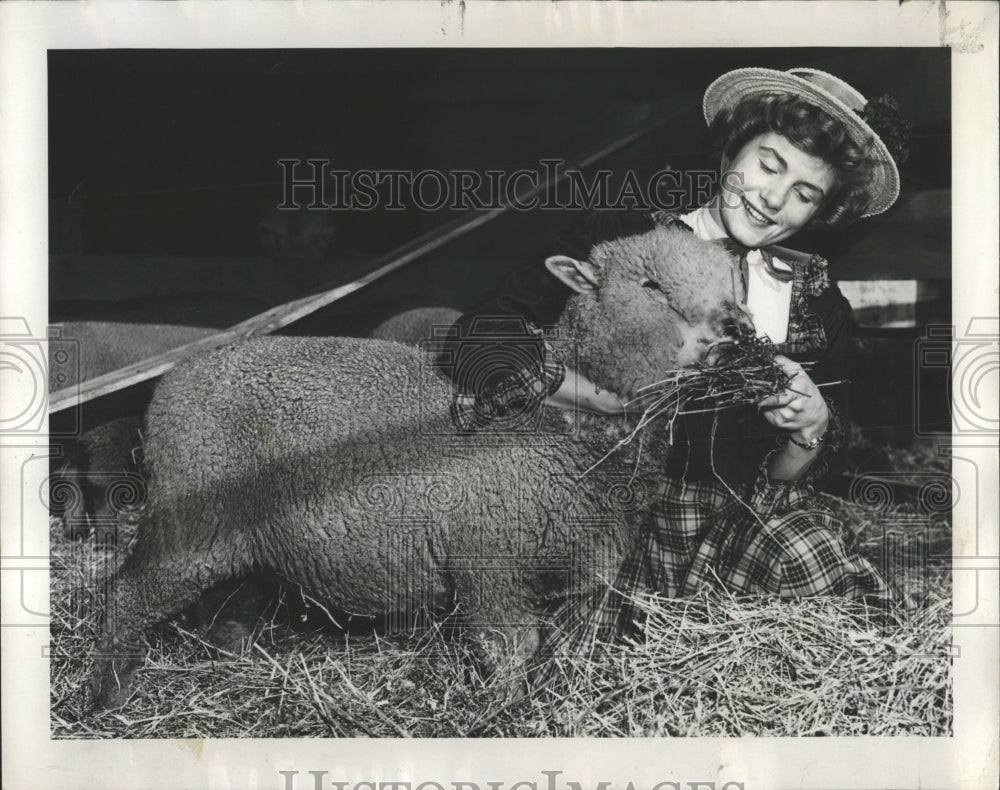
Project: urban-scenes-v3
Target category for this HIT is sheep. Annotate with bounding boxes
[51,321,219,385]
[49,320,219,539]
[49,291,283,540]
[51,303,458,537]
[370,306,463,350]
[91,225,741,708]
[50,318,287,648]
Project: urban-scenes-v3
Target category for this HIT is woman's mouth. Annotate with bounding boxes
[742,196,777,227]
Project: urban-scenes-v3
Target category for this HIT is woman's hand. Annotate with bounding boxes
[758,356,830,481]
[545,367,631,415]
[757,355,829,444]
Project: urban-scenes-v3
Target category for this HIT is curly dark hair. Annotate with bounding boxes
[709,92,879,229]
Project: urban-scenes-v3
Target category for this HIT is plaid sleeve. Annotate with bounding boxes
[449,329,566,433]
[749,396,846,520]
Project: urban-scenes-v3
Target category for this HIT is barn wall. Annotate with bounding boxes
[50,48,950,324]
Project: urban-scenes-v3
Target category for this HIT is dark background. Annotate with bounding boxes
[48,48,952,441]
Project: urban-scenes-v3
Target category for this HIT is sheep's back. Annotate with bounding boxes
[49,320,218,390]
[144,335,448,476]
[141,336,653,611]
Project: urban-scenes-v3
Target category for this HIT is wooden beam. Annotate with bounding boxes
[48,91,701,415]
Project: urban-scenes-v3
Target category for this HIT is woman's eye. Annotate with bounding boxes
[759,161,776,175]
[795,190,815,204]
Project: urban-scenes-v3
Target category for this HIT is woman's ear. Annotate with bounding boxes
[544,255,601,294]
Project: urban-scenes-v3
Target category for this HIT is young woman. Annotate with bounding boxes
[436,67,912,643]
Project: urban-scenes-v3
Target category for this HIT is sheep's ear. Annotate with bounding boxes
[544,255,600,294]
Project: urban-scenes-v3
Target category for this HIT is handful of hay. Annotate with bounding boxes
[584,330,805,476]
[629,329,798,423]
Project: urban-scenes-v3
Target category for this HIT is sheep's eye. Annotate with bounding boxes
[642,278,663,292]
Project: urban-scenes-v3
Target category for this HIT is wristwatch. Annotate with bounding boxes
[788,432,824,451]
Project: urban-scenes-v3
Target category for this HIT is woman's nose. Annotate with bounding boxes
[759,176,792,212]
[759,185,783,211]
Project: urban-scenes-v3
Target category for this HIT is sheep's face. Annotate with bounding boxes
[547,226,746,401]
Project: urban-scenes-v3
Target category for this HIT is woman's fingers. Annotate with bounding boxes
[758,391,792,409]
[766,404,800,421]
[759,387,811,410]
[768,406,797,423]
[757,357,830,433]
[762,406,807,430]
[773,354,803,376]
[780,403,802,420]
[758,356,817,409]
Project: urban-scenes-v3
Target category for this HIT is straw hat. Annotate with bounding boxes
[703,67,901,218]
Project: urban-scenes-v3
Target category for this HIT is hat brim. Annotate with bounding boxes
[703,67,899,218]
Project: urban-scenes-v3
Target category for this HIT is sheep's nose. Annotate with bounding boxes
[722,306,754,338]
[676,325,724,366]
[699,333,727,360]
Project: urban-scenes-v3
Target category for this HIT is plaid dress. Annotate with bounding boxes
[435,211,894,656]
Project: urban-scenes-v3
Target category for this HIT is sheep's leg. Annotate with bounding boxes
[466,620,541,667]
[450,568,542,686]
[461,616,540,702]
[84,418,143,544]
[91,542,249,709]
[51,443,95,541]
[188,575,276,654]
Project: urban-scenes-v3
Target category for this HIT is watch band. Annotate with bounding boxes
[788,432,824,451]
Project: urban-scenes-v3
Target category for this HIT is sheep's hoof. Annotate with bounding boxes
[89,645,144,712]
[464,626,536,697]
[91,524,122,547]
[60,514,121,545]
[60,508,98,541]
[202,619,254,656]
[188,576,276,655]
[61,518,93,541]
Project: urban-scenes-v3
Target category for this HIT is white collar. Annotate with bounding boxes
[679,205,727,242]
[679,206,792,274]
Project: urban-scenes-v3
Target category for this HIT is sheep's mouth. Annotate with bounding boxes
[700,338,739,367]
[618,377,648,405]
[720,302,756,337]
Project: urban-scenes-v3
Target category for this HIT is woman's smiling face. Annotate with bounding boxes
[717,131,837,248]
